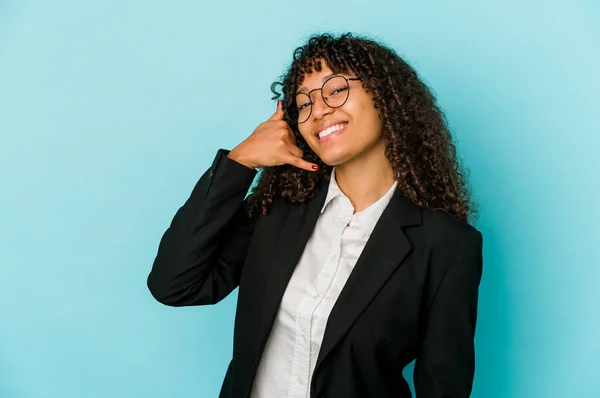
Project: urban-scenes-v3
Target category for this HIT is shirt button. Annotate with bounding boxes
[297,377,305,385]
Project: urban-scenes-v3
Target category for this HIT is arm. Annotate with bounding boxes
[414,230,484,397]
[147,149,258,306]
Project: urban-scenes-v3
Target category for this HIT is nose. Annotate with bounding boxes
[311,91,332,120]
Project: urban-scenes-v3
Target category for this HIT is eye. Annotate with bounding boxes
[332,87,348,95]
[297,102,311,111]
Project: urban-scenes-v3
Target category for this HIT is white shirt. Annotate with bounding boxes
[250,167,398,398]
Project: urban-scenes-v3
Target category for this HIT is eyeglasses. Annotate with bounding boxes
[294,75,361,124]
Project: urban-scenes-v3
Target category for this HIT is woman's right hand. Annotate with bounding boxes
[227,100,319,171]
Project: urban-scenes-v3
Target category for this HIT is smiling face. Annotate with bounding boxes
[295,61,385,167]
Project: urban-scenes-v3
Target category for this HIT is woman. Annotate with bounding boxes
[147,32,483,398]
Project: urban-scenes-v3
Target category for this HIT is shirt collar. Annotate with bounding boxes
[320,167,399,236]
[320,166,344,214]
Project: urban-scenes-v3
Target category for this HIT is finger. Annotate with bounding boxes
[283,152,319,172]
[285,129,297,146]
[269,100,285,121]
[287,144,303,159]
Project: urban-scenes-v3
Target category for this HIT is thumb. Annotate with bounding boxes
[269,100,285,121]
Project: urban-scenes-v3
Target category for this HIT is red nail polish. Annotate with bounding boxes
[312,165,319,170]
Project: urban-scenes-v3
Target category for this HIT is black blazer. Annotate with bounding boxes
[147,149,484,398]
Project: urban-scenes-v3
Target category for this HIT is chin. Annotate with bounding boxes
[317,151,354,167]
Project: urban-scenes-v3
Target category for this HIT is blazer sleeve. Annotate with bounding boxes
[147,148,258,307]
[413,230,484,397]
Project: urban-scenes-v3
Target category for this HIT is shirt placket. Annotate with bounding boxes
[287,198,352,398]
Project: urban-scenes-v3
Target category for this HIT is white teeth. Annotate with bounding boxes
[318,123,347,139]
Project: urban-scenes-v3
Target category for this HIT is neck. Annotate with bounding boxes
[333,140,396,214]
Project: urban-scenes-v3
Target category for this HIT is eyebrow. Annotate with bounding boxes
[296,73,336,94]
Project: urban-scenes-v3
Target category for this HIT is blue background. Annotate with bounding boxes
[1,0,599,397]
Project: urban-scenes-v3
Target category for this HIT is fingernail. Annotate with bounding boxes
[312,165,319,170]
[277,100,281,109]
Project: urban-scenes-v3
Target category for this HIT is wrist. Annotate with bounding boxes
[227,149,256,170]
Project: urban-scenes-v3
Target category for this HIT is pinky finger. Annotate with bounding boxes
[284,153,319,172]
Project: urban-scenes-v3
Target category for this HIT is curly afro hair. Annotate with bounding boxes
[245,32,477,224]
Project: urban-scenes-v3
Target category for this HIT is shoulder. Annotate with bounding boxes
[408,207,483,283]
[410,208,484,301]
[419,207,482,251]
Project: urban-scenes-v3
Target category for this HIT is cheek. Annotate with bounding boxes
[352,101,383,137]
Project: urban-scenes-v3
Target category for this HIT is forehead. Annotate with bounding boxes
[296,62,351,94]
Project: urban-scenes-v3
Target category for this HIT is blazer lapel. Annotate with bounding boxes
[314,187,422,371]
[259,179,329,341]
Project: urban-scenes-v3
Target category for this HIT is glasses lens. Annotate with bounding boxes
[322,76,349,108]
[294,76,351,124]
[295,93,312,124]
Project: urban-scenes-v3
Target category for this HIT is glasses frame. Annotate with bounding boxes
[294,75,361,124]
